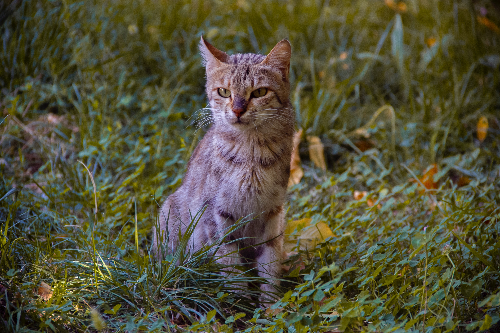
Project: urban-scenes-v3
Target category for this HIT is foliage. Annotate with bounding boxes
[1,0,499,331]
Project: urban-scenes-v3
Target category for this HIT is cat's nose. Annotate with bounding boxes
[232,96,247,118]
[232,107,246,118]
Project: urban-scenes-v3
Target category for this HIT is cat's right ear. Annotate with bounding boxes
[199,36,229,69]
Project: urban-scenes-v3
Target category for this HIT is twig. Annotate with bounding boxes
[21,99,34,117]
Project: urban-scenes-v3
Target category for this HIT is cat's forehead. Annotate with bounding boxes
[227,53,266,65]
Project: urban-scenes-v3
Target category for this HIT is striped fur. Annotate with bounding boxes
[153,37,294,302]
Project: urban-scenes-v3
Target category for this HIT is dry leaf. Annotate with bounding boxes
[477,16,500,35]
[397,2,407,12]
[339,52,348,60]
[307,136,326,171]
[265,306,282,316]
[385,0,407,12]
[354,139,375,152]
[477,116,489,142]
[353,190,367,200]
[37,281,53,301]
[285,218,334,252]
[426,36,437,47]
[456,175,471,187]
[420,164,438,192]
[288,129,303,186]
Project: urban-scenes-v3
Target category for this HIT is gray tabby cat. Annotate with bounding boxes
[153,36,294,302]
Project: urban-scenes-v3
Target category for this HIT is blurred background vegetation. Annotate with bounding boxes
[1,0,499,331]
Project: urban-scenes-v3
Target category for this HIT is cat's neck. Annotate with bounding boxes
[213,122,293,146]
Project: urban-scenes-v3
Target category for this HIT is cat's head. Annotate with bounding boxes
[199,37,293,131]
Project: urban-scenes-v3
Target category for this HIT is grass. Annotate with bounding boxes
[1,0,499,331]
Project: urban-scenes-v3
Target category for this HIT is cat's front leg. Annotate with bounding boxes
[211,212,242,279]
[256,209,285,304]
[256,235,283,303]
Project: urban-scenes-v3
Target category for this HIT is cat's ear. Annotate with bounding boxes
[199,36,229,68]
[260,39,291,79]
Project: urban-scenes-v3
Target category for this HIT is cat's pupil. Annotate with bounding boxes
[218,88,231,98]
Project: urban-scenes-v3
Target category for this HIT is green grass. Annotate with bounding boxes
[1,0,499,331]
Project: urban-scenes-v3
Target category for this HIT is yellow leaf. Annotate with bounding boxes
[477,116,488,142]
[285,217,311,236]
[285,218,334,251]
[37,282,53,301]
[307,136,326,171]
[288,129,303,186]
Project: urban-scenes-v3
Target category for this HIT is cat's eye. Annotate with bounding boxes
[218,88,231,98]
[251,88,268,98]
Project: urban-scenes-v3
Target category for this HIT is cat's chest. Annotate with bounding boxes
[211,136,289,214]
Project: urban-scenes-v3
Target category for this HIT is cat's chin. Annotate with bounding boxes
[228,118,251,127]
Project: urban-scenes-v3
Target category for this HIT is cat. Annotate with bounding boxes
[152,36,294,303]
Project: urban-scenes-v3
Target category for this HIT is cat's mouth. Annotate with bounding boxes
[231,117,249,126]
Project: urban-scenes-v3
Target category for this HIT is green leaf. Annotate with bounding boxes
[104,304,121,315]
[452,231,495,269]
[206,309,216,323]
[479,314,492,331]
[314,289,325,302]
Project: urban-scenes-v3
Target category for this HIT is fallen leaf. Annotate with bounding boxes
[353,190,367,200]
[420,164,438,191]
[354,139,375,152]
[37,282,53,301]
[397,2,407,12]
[288,129,303,186]
[339,52,348,60]
[265,306,282,316]
[426,36,437,47]
[477,16,500,35]
[285,218,334,251]
[456,175,471,187]
[385,0,407,13]
[477,116,488,142]
[307,135,326,171]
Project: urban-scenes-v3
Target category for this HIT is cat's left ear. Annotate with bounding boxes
[199,36,229,69]
[260,39,291,80]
